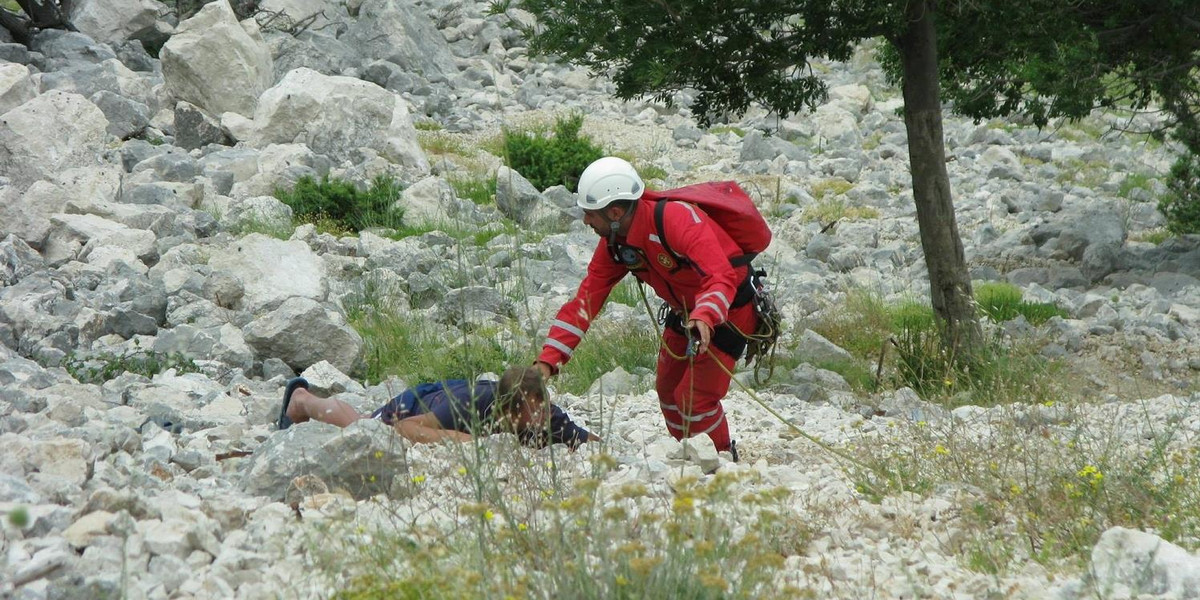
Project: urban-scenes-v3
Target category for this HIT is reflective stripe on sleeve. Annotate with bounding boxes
[694,301,726,318]
[544,338,575,357]
[697,291,730,311]
[551,319,585,339]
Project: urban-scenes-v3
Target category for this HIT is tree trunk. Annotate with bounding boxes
[896,0,982,355]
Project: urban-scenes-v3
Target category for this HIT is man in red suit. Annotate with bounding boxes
[534,157,758,460]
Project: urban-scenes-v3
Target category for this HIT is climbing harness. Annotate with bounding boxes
[742,268,784,384]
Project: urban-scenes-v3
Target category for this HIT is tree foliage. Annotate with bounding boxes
[930,0,1200,232]
[504,0,902,126]
[932,0,1200,131]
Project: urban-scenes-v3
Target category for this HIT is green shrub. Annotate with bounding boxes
[556,321,660,395]
[637,163,669,182]
[418,131,468,156]
[709,125,746,137]
[501,113,605,191]
[799,198,880,223]
[1160,152,1200,234]
[607,278,644,308]
[274,175,405,233]
[809,178,854,200]
[809,291,894,358]
[1117,172,1154,200]
[348,307,515,384]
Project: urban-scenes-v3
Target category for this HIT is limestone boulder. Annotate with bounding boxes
[340,0,458,80]
[241,419,406,501]
[0,235,44,287]
[243,296,363,374]
[0,91,109,192]
[205,233,326,312]
[1086,527,1200,598]
[0,166,122,249]
[248,67,428,171]
[0,63,36,116]
[160,0,273,117]
[259,0,344,35]
[70,0,168,45]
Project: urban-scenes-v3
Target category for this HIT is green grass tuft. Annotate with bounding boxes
[449,172,498,206]
[975,282,1068,325]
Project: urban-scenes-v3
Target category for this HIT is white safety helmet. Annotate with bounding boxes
[576,156,644,211]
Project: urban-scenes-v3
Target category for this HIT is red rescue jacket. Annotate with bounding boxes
[538,198,750,373]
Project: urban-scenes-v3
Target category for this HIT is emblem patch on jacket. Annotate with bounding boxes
[657,253,676,269]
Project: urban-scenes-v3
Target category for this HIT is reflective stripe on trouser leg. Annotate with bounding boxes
[657,304,748,451]
[656,336,732,449]
[654,304,757,452]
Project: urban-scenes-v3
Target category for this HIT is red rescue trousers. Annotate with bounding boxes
[655,302,757,452]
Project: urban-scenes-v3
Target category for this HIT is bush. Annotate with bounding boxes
[274,175,405,233]
[1160,152,1200,234]
[347,306,515,385]
[502,113,605,191]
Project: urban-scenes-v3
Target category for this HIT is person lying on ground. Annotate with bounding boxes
[275,365,600,449]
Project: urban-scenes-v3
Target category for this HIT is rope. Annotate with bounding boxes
[635,282,878,473]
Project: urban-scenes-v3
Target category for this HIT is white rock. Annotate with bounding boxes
[28,439,91,486]
[139,518,193,558]
[160,0,274,117]
[63,510,116,548]
[248,68,428,171]
[0,63,36,116]
[0,91,108,192]
[828,83,873,114]
[811,103,862,146]
[70,0,166,44]
[259,0,339,30]
[205,233,326,313]
[1088,527,1200,598]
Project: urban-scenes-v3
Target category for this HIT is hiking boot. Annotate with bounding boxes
[729,439,739,463]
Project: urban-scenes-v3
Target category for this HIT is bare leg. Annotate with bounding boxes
[285,388,364,428]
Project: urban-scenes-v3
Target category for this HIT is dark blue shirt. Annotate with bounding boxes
[370,379,591,448]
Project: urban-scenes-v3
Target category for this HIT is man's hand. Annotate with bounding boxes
[534,361,554,380]
[686,319,713,356]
